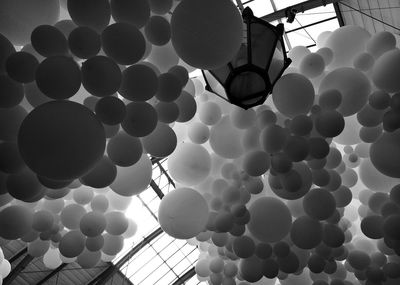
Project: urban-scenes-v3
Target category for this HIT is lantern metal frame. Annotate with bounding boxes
[201,7,292,109]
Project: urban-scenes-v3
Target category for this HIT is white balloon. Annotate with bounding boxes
[168,143,211,186]
[158,188,209,239]
[43,248,62,269]
[0,260,10,278]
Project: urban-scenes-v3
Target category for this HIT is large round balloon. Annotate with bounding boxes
[372,49,400,93]
[0,0,60,45]
[101,22,146,65]
[319,67,371,117]
[68,0,110,33]
[59,230,86,258]
[35,56,82,100]
[158,187,209,239]
[18,100,106,180]
[209,116,244,159]
[168,143,211,186]
[325,25,371,69]
[170,0,243,69]
[0,205,33,240]
[110,154,152,196]
[248,197,292,243]
[272,73,315,118]
[370,129,400,178]
[110,0,150,28]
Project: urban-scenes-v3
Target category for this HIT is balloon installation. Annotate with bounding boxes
[0,1,400,285]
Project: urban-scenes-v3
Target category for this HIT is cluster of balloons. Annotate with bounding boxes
[156,18,400,285]
[0,247,10,282]
[1,0,400,285]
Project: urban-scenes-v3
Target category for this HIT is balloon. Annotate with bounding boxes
[242,150,270,177]
[102,233,124,256]
[119,64,158,102]
[149,0,173,15]
[290,216,322,249]
[121,102,158,137]
[198,102,222,126]
[80,156,117,189]
[272,73,315,118]
[168,143,211,186]
[32,210,54,232]
[170,0,242,69]
[319,67,370,117]
[0,205,32,239]
[28,239,50,257]
[30,25,68,57]
[209,116,244,159]
[110,154,152,196]
[59,230,86,258]
[60,204,87,230]
[77,249,101,269]
[168,65,189,87]
[316,47,333,65]
[68,0,110,33]
[5,52,38,84]
[91,195,109,213]
[122,219,138,238]
[0,259,10,278]
[288,46,311,67]
[86,235,104,252]
[35,56,81,100]
[158,187,209,239]
[156,73,182,102]
[68,26,101,59]
[81,56,122,97]
[18,101,105,180]
[105,211,128,236]
[6,168,45,201]
[155,101,179,124]
[303,188,336,220]
[370,130,400,178]
[299,53,325,78]
[101,23,146,65]
[0,0,60,45]
[353,52,374,71]
[107,132,143,167]
[366,31,396,58]
[142,122,177,157]
[80,211,106,237]
[0,33,15,74]
[0,142,24,173]
[175,91,197,123]
[372,49,400,93]
[144,16,171,46]
[187,122,209,144]
[325,25,370,69]
[248,197,292,243]
[110,0,150,28]
[239,255,264,283]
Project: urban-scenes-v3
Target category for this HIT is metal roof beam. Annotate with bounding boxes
[3,254,34,285]
[88,227,164,285]
[262,0,342,22]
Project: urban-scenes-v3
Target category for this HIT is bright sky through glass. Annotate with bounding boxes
[116,1,342,284]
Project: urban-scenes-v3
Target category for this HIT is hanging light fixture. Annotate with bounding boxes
[201,6,292,109]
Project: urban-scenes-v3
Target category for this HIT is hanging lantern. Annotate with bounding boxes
[202,7,292,109]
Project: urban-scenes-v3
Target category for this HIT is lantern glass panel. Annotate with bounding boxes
[203,70,228,101]
[211,64,231,86]
[268,42,285,84]
[228,71,266,102]
[231,43,248,69]
[250,22,277,69]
